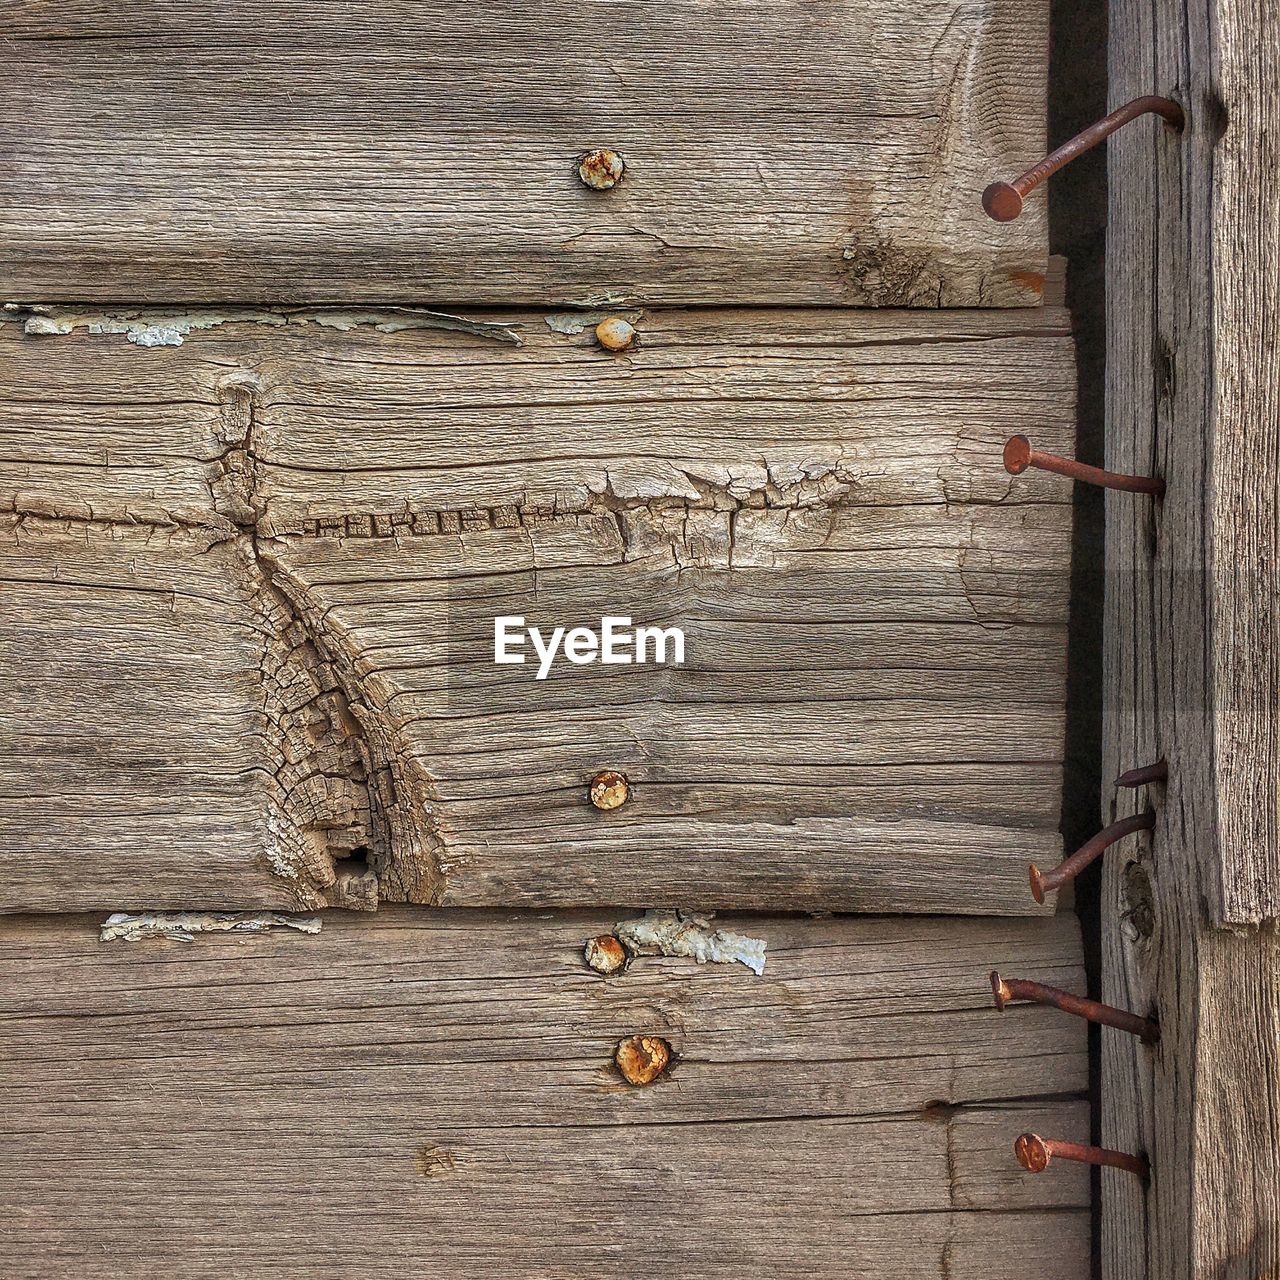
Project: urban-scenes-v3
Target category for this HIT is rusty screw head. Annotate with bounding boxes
[595,316,635,351]
[589,769,629,811]
[584,934,627,975]
[615,1034,671,1086]
[578,148,625,190]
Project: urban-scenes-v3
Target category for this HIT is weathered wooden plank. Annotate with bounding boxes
[0,307,1075,913]
[1103,2,1280,1276]
[0,909,1089,1278]
[0,520,302,911]
[0,1,1050,307]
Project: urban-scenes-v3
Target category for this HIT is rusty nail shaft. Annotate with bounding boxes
[991,971,1159,1044]
[1004,435,1165,495]
[1116,758,1169,788]
[984,95,1185,221]
[1015,1133,1149,1180]
[1030,810,1156,903]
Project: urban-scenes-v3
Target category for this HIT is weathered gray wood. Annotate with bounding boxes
[0,909,1089,1278]
[0,1,1050,307]
[1103,2,1280,1276]
[1,306,1075,914]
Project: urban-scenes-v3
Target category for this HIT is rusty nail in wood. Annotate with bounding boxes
[991,971,1159,1044]
[1116,758,1168,788]
[584,934,627,974]
[983,95,1185,222]
[1015,1133,1149,1180]
[1003,435,1166,496]
[615,1034,672,1086]
[595,316,635,351]
[1030,810,1156,903]
[578,148,625,190]
[589,770,629,811]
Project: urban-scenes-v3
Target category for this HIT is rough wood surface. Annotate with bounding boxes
[0,306,1076,914]
[1102,2,1280,1276]
[0,1,1050,307]
[0,909,1089,1278]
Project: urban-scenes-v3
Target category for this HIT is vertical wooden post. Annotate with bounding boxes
[1104,0,1280,1276]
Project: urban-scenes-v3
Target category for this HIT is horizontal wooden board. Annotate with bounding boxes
[0,1,1049,306]
[0,306,1075,913]
[0,909,1089,1278]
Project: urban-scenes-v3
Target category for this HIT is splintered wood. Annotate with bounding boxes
[0,307,1075,914]
[0,911,1089,1279]
[0,1,1049,306]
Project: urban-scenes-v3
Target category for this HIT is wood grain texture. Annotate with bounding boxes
[0,0,1050,307]
[1103,2,1280,1276]
[0,909,1089,1278]
[0,306,1076,914]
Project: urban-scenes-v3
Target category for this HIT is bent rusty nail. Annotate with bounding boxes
[1004,435,1166,496]
[1116,759,1169,788]
[991,971,1159,1044]
[1030,811,1156,904]
[983,95,1185,222]
[1015,1133,1149,1180]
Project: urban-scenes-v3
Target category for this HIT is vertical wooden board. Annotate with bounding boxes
[0,910,1089,1278]
[1,310,1074,914]
[1104,2,1280,1276]
[0,1,1050,306]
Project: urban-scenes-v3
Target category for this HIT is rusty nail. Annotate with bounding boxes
[595,316,636,351]
[983,95,1185,221]
[584,934,628,975]
[589,769,629,811]
[1116,758,1169,788]
[991,971,1159,1044]
[578,148,625,190]
[615,1034,672,1086]
[1003,435,1165,496]
[1015,1133,1149,1180]
[1030,810,1156,903]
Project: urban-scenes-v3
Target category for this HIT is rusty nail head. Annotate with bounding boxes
[584,934,627,975]
[615,1034,672,1086]
[589,769,629,811]
[578,148,625,190]
[1030,810,1157,904]
[990,969,1160,1044]
[1003,433,1165,497]
[1015,1132,1149,1180]
[1003,434,1034,475]
[990,970,1012,1011]
[983,95,1185,222]
[982,181,1026,223]
[595,316,636,351]
[1014,1133,1053,1173]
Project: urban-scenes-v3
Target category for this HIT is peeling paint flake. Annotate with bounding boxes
[544,308,642,336]
[615,909,766,975]
[6,304,522,348]
[100,911,322,943]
